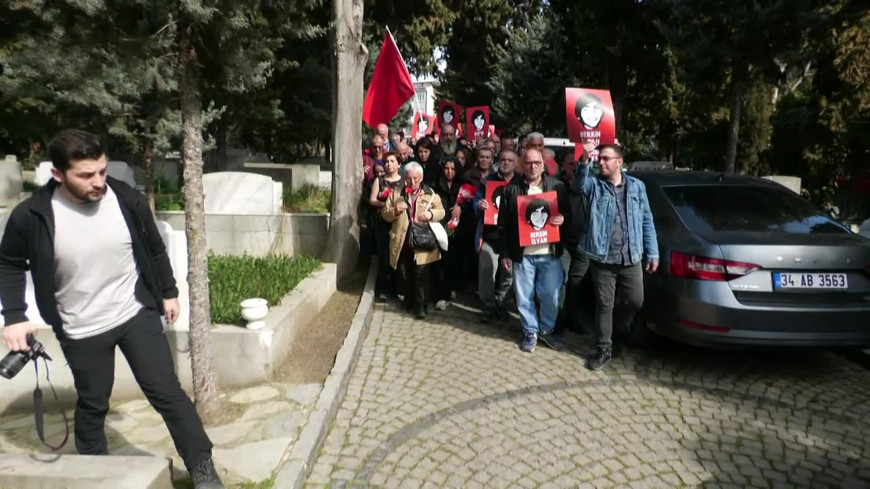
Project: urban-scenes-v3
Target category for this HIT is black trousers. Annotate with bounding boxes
[397,247,430,310]
[590,261,644,349]
[59,308,213,470]
[374,220,397,297]
[558,247,591,333]
[433,235,461,301]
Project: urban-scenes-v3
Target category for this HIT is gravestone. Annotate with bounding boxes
[35,161,54,186]
[202,172,282,215]
[290,164,321,190]
[319,171,333,189]
[0,156,24,206]
[107,161,136,187]
[156,221,189,330]
[762,175,801,195]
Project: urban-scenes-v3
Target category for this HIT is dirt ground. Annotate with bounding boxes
[273,260,369,384]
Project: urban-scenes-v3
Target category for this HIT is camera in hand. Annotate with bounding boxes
[0,335,52,379]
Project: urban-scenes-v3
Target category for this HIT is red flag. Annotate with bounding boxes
[362,30,415,128]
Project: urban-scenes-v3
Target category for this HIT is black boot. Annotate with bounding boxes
[190,458,225,489]
[586,347,612,371]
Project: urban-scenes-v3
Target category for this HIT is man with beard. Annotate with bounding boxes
[473,150,519,322]
[0,130,223,488]
[440,123,458,157]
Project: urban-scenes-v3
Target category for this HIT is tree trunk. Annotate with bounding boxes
[323,0,367,281]
[725,62,747,174]
[144,135,156,214]
[179,24,220,423]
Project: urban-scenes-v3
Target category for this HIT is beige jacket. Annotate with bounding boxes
[381,185,445,269]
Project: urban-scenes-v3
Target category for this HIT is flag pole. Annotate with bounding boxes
[387,27,420,117]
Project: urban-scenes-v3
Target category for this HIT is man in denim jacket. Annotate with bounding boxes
[573,144,659,370]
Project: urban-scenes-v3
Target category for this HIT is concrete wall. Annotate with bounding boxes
[0,264,337,414]
[155,212,329,258]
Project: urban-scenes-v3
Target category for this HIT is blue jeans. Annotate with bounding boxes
[512,254,564,335]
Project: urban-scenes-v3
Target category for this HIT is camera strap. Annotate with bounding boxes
[33,358,70,451]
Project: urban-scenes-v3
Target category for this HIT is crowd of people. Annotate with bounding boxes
[361,123,659,372]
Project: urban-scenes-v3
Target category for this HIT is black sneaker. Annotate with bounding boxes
[478,304,494,323]
[190,458,225,489]
[586,347,612,371]
[521,332,537,352]
[538,330,562,351]
[495,302,511,322]
[415,305,427,319]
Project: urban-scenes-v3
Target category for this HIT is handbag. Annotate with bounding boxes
[406,195,437,251]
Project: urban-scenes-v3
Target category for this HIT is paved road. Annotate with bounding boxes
[306,298,870,488]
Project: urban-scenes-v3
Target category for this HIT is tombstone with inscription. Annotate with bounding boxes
[0,155,24,206]
[202,172,282,215]
[35,161,54,186]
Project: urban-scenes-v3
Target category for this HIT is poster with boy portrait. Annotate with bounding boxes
[411,112,436,140]
[465,106,490,143]
[483,180,510,225]
[438,100,462,129]
[565,88,615,146]
[517,191,560,247]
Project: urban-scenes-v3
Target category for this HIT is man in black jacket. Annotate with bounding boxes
[0,130,223,489]
[498,148,569,352]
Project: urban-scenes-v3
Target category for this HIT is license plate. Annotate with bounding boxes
[773,272,849,290]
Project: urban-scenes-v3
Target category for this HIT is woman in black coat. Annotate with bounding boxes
[431,156,463,309]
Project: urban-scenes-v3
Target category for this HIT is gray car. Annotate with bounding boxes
[629,171,870,347]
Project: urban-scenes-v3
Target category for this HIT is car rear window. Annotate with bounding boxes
[662,185,849,234]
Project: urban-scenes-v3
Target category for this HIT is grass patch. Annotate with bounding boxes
[283,184,331,213]
[153,175,185,211]
[208,253,322,324]
[235,477,276,489]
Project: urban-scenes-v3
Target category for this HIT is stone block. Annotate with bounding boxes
[762,175,801,194]
[0,454,172,489]
[155,220,189,330]
[203,172,279,215]
[107,161,136,187]
[35,161,54,186]
[290,164,321,190]
[0,158,23,206]
[319,171,332,189]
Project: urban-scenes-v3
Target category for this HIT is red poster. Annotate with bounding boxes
[411,112,436,140]
[483,180,510,225]
[565,88,615,146]
[437,100,462,130]
[465,106,490,144]
[517,191,560,247]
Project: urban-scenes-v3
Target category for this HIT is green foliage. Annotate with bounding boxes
[283,184,332,213]
[153,176,185,211]
[208,254,321,324]
[235,477,276,489]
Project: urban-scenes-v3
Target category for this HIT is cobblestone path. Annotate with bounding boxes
[307,299,870,488]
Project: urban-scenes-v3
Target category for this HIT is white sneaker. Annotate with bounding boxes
[435,300,448,310]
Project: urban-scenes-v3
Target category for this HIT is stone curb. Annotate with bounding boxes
[273,260,377,488]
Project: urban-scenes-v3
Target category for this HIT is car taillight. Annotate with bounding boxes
[670,251,760,281]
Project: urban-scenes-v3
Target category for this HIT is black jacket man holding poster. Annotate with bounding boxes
[498,148,569,354]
